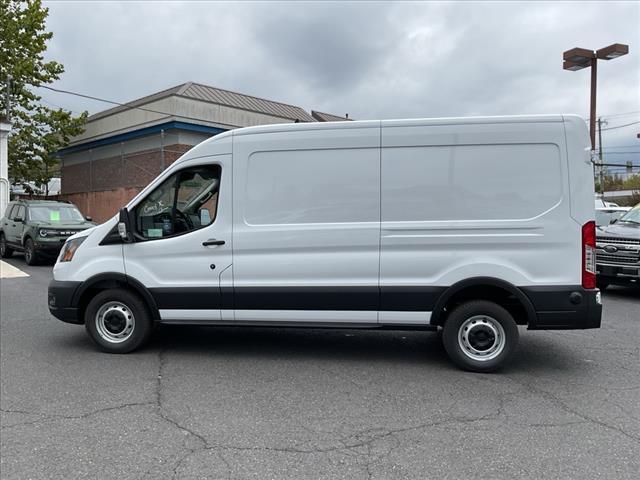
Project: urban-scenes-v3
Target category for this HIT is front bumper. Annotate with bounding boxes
[48,280,82,324]
[596,263,639,285]
[34,238,67,257]
[522,286,602,330]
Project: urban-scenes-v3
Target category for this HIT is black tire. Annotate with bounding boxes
[442,300,519,373]
[0,233,13,258]
[23,238,39,265]
[84,288,153,354]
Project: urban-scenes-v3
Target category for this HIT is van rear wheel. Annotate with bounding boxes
[85,289,152,353]
[442,300,519,373]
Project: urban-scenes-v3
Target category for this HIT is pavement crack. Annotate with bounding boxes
[151,349,212,480]
[508,377,640,444]
[0,402,155,430]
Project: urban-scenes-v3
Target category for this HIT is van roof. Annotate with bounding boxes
[232,114,569,137]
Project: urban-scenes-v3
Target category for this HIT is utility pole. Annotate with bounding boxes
[597,117,607,195]
[160,129,165,171]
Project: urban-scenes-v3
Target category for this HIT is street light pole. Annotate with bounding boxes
[563,43,629,152]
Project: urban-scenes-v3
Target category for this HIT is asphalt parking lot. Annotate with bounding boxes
[1,258,639,479]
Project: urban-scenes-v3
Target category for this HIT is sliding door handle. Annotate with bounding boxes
[202,239,225,246]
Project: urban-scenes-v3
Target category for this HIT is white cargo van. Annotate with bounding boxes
[49,115,602,372]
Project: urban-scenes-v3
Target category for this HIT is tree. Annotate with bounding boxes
[0,0,87,194]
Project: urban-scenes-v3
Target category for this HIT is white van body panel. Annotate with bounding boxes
[562,114,595,225]
[231,124,381,322]
[122,154,233,321]
[380,119,580,288]
[50,115,599,335]
[52,218,123,282]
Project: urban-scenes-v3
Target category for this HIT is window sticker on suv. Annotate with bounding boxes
[50,211,60,222]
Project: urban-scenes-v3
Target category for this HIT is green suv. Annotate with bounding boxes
[0,200,95,265]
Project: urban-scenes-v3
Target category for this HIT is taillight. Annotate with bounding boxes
[582,221,596,289]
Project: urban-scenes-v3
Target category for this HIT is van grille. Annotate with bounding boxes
[597,236,640,246]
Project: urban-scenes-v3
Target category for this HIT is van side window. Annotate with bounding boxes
[134,165,221,239]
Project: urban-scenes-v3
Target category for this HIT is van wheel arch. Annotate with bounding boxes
[430,277,537,328]
[73,273,160,324]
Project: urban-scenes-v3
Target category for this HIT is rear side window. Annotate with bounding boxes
[4,204,15,219]
[15,206,26,220]
[245,148,379,225]
[134,165,221,239]
[382,144,563,222]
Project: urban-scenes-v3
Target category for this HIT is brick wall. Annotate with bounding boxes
[60,143,194,223]
[59,188,141,223]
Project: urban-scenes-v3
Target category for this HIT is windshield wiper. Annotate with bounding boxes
[619,219,640,225]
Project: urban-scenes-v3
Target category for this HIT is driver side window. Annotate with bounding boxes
[134,165,221,239]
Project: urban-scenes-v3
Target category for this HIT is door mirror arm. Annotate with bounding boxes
[118,208,134,243]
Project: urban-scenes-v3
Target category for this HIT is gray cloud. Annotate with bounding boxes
[42,1,640,160]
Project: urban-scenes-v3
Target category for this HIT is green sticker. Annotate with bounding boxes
[50,211,60,222]
[147,228,163,238]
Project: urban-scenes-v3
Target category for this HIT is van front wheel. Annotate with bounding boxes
[442,300,519,373]
[85,289,152,353]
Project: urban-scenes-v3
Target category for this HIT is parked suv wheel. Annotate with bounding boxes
[85,289,153,353]
[0,234,13,258]
[442,300,519,373]
[23,238,39,266]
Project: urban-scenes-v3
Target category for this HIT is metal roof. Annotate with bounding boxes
[88,82,316,123]
[311,110,353,122]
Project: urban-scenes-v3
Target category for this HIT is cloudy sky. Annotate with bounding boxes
[42,1,640,167]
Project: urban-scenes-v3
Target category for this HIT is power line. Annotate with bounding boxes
[602,152,640,155]
[601,120,640,131]
[40,85,230,126]
[600,110,640,119]
[42,85,186,117]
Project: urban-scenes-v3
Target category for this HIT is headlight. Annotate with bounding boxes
[59,236,87,262]
[39,228,58,237]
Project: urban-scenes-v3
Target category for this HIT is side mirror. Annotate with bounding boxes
[14,216,23,223]
[85,216,93,222]
[118,208,133,242]
[610,218,618,224]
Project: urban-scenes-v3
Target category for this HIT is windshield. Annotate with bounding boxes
[29,205,85,223]
[595,210,628,226]
[618,204,640,224]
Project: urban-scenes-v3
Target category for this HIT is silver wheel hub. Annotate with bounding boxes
[95,301,135,343]
[458,315,506,361]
